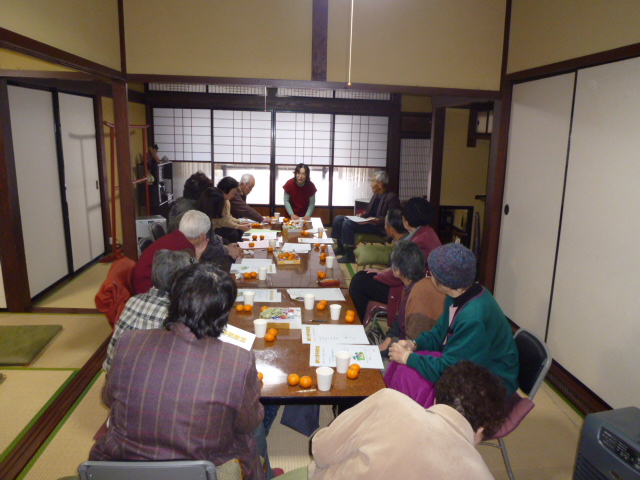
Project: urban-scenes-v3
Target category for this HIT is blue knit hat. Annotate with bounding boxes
[427,243,477,289]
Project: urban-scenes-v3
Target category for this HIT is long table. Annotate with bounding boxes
[231,219,386,405]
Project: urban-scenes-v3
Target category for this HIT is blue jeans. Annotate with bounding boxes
[331,215,383,246]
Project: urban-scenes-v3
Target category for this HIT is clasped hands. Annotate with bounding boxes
[388,339,416,365]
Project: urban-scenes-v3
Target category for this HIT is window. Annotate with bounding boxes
[399,139,431,201]
[334,115,388,167]
[213,110,271,164]
[275,112,332,165]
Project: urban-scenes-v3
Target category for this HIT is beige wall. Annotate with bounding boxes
[0,0,121,71]
[328,0,505,90]
[124,0,312,79]
[0,49,73,71]
[440,108,489,241]
[508,0,640,74]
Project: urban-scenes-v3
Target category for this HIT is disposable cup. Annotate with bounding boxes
[243,291,255,306]
[274,212,281,220]
[304,293,315,310]
[316,366,334,391]
[317,226,325,236]
[336,351,351,374]
[258,266,268,280]
[253,319,267,338]
[329,304,342,321]
[325,256,335,268]
[269,239,277,249]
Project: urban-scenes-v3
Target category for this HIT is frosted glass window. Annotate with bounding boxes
[213,110,272,163]
[332,167,377,207]
[275,112,332,165]
[153,108,211,162]
[333,115,388,167]
[399,139,431,201]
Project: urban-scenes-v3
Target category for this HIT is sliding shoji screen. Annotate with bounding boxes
[153,108,212,192]
[399,138,431,201]
[333,115,388,167]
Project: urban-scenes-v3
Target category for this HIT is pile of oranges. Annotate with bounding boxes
[251,223,261,228]
[243,271,258,279]
[346,363,361,379]
[317,300,328,311]
[300,230,310,237]
[277,252,298,261]
[236,304,253,312]
[345,310,356,323]
[264,327,278,342]
[288,373,313,389]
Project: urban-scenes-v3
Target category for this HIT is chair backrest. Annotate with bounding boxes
[78,460,217,480]
[150,222,166,241]
[514,328,552,399]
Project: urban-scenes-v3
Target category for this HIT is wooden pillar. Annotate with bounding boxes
[387,94,402,194]
[429,107,446,226]
[0,79,31,311]
[112,81,138,260]
[312,0,329,81]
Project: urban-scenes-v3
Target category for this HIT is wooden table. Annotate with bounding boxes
[230,289,386,405]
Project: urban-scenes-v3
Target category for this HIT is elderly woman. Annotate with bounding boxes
[332,171,400,264]
[283,163,316,220]
[167,171,213,232]
[349,197,442,321]
[386,243,519,408]
[91,264,267,479]
[375,241,445,355]
[215,176,252,243]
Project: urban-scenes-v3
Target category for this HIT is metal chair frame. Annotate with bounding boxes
[77,460,217,480]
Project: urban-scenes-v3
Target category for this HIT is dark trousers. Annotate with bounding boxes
[331,215,383,246]
[349,270,391,320]
[215,227,243,243]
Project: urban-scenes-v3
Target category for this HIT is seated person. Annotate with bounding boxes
[131,210,210,294]
[283,163,316,220]
[215,176,251,243]
[332,171,400,264]
[167,171,213,232]
[387,243,519,408]
[353,208,407,268]
[90,264,266,479]
[278,361,507,480]
[104,249,191,374]
[349,197,441,321]
[230,173,264,223]
[375,241,445,354]
[196,187,243,270]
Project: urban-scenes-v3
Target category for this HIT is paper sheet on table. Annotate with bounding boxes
[243,229,278,240]
[259,307,302,329]
[236,289,282,303]
[301,324,369,344]
[241,258,274,267]
[282,243,311,253]
[237,218,264,224]
[298,237,334,244]
[219,324,255,351]
[346,215,376,223]
[231,263,277,275]
[309,343,384,369]
[287,288,345,301]
[238,239,270,249]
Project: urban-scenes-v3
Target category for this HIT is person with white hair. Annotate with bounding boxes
[230,173,264,223]
[331,171,401,264]
[131,210,210,294]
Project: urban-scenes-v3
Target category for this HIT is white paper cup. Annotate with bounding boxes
[325,256,335,268]
[269,239,277,249]
[304,293,315,310]
[274,212,281,220]
[258,266,268,280]
[318,226,324,236]
[253,319,268,338]
[243,291,255,306]
[335,351,351,374]
[316,366,334,391]
[329,304,342,321]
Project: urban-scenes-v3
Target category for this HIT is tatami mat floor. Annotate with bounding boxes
[1,262,584,479]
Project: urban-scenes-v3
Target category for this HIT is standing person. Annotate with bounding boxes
[348,197,441,321]
[283,163,316,220]
[387,243,519,408]
[215,176,252,243]
[167,171,213,232]
[91,264,267,479]
[332,171,400,264]
[230,173,264,223]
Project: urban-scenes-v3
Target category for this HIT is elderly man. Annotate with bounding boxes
[131,210,210,294]
[230,173,264,223]
[104,249,191,374]
[332,171,401,264]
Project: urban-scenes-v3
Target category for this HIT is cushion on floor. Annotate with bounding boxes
[0,325,63,366]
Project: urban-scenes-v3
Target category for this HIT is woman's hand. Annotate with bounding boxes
[303,215,311,221]
[389,340,415,365]
[291,214,300,220]
[238,223,251,232]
